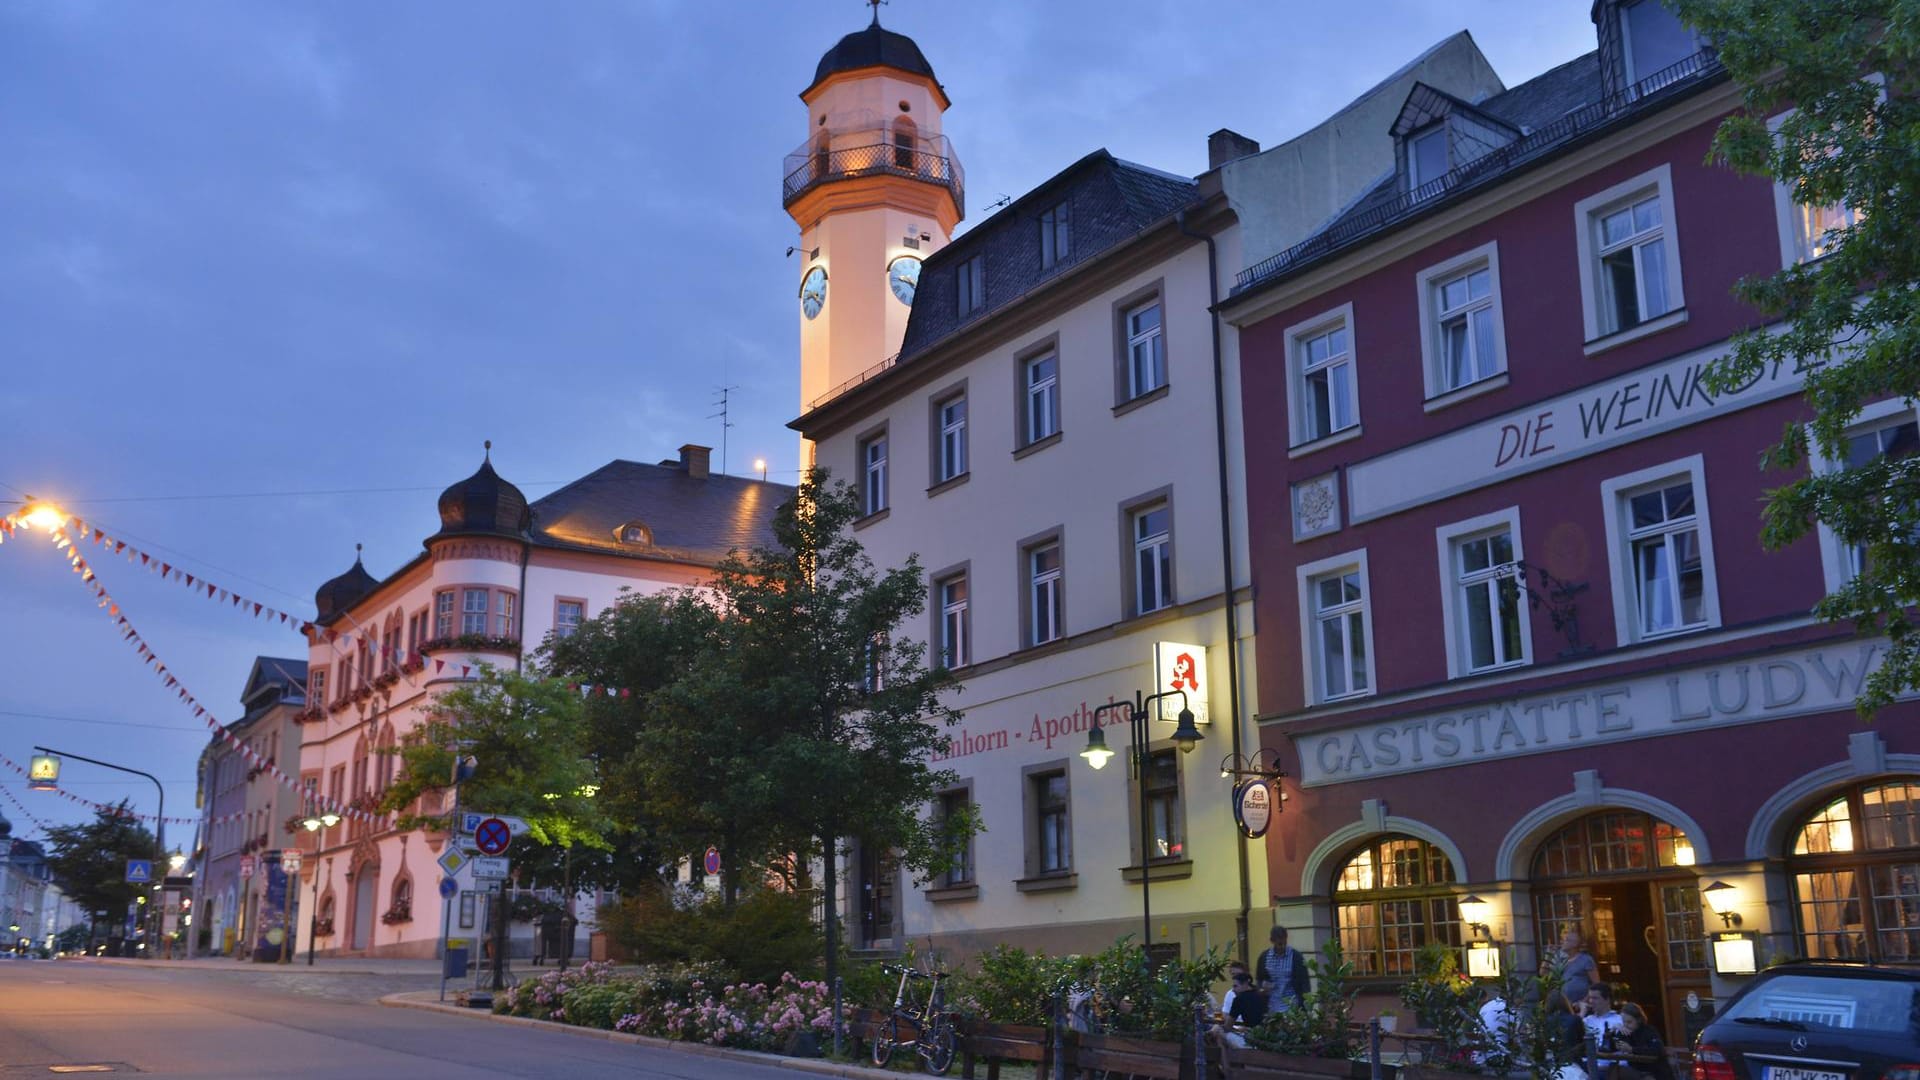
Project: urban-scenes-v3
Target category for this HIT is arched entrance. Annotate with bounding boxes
[1786,778,1920,963]
[1528,809,1707,1038]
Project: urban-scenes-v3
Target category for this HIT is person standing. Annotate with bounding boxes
[1255,926,1310,1013]
[1558,928,1599,1004]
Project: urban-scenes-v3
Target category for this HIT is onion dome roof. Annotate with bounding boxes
[806,22,938,96]
[313,546,377,623]
[432,442,531,542]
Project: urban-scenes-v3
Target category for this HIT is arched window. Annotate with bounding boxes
[893,118,918,169]
[1332,835,1460,977]
[318,894,336,935]
[1789,779,1920,963]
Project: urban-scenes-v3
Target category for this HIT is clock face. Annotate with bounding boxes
[887,255,921,306]
[800,266,827,320]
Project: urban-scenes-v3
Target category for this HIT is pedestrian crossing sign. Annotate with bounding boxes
[125,859,152,884]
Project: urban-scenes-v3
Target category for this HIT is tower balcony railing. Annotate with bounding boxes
[783,132,964,211]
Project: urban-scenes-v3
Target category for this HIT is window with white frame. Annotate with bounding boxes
[1124,300,1166,399]
[859,432,888,516]
[1132,502,1172,615]
[493,591,515,638]
[957,255,985,316]
[1025,352,1059,444]
[1408,125,1448,192]
[938,573,970,668]
[1576,167,1684,342]
[434,590,455,638]
[1288,305,1357,444]
[309,668,327,707]
[937,393,968,482]
[1040,201,1071,269]
[555,599,584,639]
[1418,243,1507,399]
[1602,457,1720,643]
[1815,405,1920,590]
[1437,511,1531,676]
[1770,106,1870,266]
[1300,553,1374,703]
[461,588,489,635]
[1028,540,1064,646]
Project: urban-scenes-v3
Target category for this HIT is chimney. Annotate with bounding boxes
[678,444,711,479]
[1208,128,1261,169]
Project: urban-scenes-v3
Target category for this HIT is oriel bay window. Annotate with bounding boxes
[1790,779,1920,963]
[1333,836,1462,977]
[433,587,520,642]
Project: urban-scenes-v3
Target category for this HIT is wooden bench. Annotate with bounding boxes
[1068,1030,1188,1079]
[1219,1043,1371,1080]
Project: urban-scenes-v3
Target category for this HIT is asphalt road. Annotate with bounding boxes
[0,957,837,1078]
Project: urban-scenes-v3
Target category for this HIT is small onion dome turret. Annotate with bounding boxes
[431,441,532,542]
[314,545,378,624]
[805,21,939,99]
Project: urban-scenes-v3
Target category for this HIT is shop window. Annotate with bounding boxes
[1332,836,1461,977]
[1789,780,1920,963]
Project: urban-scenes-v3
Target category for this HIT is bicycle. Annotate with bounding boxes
[871,963,957,1075]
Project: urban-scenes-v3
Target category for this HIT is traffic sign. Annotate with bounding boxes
[281,851,302,874]
[437,848,470,877]
[470,856,509,880]
[239,855,256,879]
[473,817,511,856]
[125,859,151,884]
[703,847,722,876]
[459,812,529,837]
[439,877,459,899]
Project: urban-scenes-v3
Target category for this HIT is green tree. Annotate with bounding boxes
[1677,0,1920,713]
[380,667,612,885]
[41,803,158,940]
[703,471,970,996]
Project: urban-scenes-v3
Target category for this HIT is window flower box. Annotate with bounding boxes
[419,634,521,655]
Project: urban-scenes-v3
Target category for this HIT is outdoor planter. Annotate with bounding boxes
[956,1018,1052,1080]
[1221,1047,1371,1080]
[1069,1029,1189,1080]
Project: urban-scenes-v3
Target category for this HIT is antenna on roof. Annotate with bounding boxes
[986,193,1012,211]
[709,385,741,475]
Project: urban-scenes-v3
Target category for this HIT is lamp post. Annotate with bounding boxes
[300,808,339,965]
[30,746,166,954]
[1080,689,1203,955]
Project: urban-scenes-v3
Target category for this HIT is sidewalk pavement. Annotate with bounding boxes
[380,991,907,1080]
[78,954,444,977]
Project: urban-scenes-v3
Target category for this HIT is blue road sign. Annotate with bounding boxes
[439,877,458,900]
[125,859,152,884]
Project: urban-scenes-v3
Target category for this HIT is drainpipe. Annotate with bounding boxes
[515,537,531,675]
[1176,206,1252,961]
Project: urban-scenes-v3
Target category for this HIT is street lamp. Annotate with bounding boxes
[300,809,338,966]
[1080,689,1202,954]
[17,498,68,531]
[1703,881,1743,927]
[753,458,768,481]
[30,745,166,954]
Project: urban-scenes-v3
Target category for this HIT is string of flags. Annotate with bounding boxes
[0,514,318,637]
[567,683,634,699]
[42,528,377,826]
[0,779,58,835]
[0,756,209,826]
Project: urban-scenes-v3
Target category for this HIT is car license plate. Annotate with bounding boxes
[1767,1067,1844,1080]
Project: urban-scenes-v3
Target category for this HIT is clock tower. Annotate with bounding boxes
[785,12,964,435]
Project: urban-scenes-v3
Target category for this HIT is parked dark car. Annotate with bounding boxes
[1694,964,1920,1080]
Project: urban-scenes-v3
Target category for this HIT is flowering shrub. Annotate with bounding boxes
[495,961,832,1054]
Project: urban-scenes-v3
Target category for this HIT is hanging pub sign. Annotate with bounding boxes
[28,753,59,791]
[1152,642,1210,724]
[1233,781,1274,839]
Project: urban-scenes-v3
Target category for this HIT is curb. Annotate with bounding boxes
[377,993,908,1079]
[75,957,441,977]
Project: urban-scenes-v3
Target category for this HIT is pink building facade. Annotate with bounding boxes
[1222,1,1917,1039]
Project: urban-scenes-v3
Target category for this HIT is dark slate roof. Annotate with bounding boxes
[806,23,938,98]
[1478,51,1604,133]
[314,553,378,625]
[529,460,794,566]
[896,150,1199,362]
[242,656,309,710]
[432,453,532,542]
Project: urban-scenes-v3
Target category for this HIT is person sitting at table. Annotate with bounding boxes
[1220,960,1251,1014]
[1211,969,1269,1050]
[1610,1003,1676,1080]
[1543,990,1588,1080]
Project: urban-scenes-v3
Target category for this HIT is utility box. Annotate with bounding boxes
[443,944,469,980]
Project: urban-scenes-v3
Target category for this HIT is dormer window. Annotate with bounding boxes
[1408,125,1449,193]
[1620,0,1698,85]
[617,521,652,546]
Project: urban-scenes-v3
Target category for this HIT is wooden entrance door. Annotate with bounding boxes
[858,845,896,948]
[1534,877,1708,1038]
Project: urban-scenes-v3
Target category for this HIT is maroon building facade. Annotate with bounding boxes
[1221,1,1916,1038]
